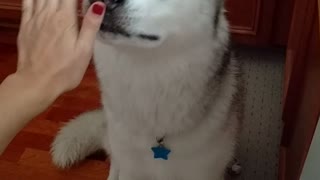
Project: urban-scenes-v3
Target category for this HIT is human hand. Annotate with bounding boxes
[17,0,105,96]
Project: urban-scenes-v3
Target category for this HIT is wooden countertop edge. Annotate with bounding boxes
[0,2,83,15]
[0,2,21,10]
[318,0,320,31]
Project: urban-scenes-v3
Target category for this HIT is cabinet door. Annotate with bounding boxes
[225,0,277,45]
[280,0,320,179]
[226,0,261,35]
[0,0,21,44]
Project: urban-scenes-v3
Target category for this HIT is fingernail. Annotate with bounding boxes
[92,3,105,16]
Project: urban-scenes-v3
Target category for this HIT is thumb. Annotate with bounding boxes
[77,2,105,52]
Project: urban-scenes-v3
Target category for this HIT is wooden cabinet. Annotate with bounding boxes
[280,0,320,179]
[226,0,275,45]
[0,0,293,46]
[0,0,82,44]
[0,0,21,44]
[225,0,295,46]
[226,0,262,35]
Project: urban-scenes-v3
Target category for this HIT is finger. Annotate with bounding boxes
[21,0,34,25]
[46,0,60,13]
[61,0,78,22]
[61,0,77,11]
[76,2,105,54]
[35,0,47,13]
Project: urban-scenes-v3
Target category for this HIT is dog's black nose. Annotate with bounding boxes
[89,0,125,11]
[89,0,103,4]
[105,0,125,10]
[89,0,125,5]
[109,0,125,4]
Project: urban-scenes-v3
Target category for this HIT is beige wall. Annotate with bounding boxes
[300,116,320,180]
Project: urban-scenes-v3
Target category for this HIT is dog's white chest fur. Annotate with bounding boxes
[94,40,219,136]
[92,39,238,179]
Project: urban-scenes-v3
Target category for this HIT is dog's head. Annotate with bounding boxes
[84,0,224,48]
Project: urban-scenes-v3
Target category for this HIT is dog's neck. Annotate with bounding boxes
[93,16,230,136]
[94,37,226,136]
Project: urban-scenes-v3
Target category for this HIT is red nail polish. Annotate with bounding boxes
[92,4,105,16]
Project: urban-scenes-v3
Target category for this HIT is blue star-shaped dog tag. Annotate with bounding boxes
[151,145,171,160]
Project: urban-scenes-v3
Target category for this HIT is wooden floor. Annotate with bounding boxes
[0,44,110,180]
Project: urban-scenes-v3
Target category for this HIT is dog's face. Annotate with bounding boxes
[84,0,218,48]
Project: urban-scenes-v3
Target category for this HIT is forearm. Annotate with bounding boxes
[0,72,59,154]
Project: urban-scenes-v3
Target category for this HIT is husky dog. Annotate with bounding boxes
[51,0,243,179]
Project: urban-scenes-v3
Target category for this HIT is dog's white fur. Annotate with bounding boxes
[51,0,240,179]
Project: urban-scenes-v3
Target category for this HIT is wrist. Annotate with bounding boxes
[0,72,61,154]
[6,71,61,105]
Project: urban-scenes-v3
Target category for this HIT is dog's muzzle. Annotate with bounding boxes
[89,0,124,10]
[88,0,160,41]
